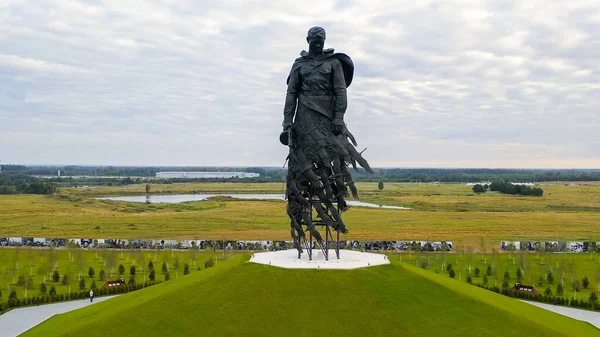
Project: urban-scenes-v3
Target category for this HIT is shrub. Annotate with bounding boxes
[486,265,492,276]
[49,286,56,296]
[582,276,589,289]
[162,262,168,274]
[545,287,552,296]
[165,271,170,281]
[99,269,106,281]
[467,276,472,284]
[79,277,86,290]
[474,267,480,277]
[130,265,136,277]
[184,264,190,275]
[556,284,564,296]
[446,264,452,272]
[205,259,215,269]
[88,267,95,278]
[149,270,156,281]
[449,269,456,278]
[118,264,125,276]
[547,272,554,284]
[62,275,69,285]
[40,283,47,294]
[483,274,488,286]
[52,270,60,283]
[590,292,598,303]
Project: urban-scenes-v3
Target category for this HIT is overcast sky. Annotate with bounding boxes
[1,0,598,168]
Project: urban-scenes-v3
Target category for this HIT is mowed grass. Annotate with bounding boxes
[0,247,221,299]
[1,183,599,247]
[397,251,600,300]
[22,256,599,337]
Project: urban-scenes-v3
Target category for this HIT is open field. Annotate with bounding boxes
[0,247,221,300]
[22,254,600,337]
[1,182,600,247]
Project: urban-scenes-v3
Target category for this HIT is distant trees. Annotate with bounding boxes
[489,182,543,196]
[0,173,56,195]
[472,184,486,193]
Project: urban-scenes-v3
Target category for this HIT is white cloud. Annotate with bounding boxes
[0,0,598,168]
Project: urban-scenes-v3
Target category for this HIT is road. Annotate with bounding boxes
[0,296,118,337]
[520,300,600,329]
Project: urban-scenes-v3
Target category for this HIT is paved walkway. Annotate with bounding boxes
[520,300,600,329]
[0,296,118,337]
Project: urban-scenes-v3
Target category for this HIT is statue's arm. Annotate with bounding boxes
[282,67,299,130]
[332,58,347,127]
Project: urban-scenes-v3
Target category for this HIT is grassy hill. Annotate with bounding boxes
[22,255,599,337]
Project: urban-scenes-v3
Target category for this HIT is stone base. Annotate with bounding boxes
[249,249,390,270]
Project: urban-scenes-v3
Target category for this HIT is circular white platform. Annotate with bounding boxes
[249,249,390,270]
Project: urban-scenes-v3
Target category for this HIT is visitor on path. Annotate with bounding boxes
[89,289,94,303]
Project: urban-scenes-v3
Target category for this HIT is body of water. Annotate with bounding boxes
[97,194,410,210]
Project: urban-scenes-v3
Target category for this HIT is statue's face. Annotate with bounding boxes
[308,36,324,51]
[307,30,325,52]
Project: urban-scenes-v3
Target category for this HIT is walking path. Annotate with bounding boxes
[0,296,118,337]
[520,300,600,329]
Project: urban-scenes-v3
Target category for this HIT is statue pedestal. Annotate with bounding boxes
[249,249,390,270]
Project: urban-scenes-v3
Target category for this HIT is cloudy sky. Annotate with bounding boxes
[1,0,598,168]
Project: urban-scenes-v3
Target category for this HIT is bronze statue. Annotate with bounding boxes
[281,26,373,254]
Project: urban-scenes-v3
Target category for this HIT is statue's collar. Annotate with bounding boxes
[300,48,335,59]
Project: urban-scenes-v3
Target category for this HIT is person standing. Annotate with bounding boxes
[89,289,94,303]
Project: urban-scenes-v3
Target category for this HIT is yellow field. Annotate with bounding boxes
[1,182,599,248]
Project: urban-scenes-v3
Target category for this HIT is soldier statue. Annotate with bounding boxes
[280,26,373,253]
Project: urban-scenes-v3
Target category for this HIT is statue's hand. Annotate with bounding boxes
[332,118,345,135]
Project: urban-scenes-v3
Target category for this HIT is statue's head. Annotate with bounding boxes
[306,26,326,52]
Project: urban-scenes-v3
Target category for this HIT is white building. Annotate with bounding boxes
[156,171,260,179]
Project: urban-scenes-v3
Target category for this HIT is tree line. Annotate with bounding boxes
[0,173,56,195]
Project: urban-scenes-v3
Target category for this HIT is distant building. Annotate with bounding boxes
[156,171,259,179]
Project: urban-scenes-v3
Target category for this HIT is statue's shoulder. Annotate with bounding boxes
[326,52,354,88]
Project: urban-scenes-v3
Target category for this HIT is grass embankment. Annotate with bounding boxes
[397,252,600,304]
[1,183,599,245]
[22,257,599,337]
[0,248,222,299]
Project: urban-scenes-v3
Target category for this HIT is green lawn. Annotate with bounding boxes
[400,250,600,301]
[22,255,599,337]
[0,247,221,300]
